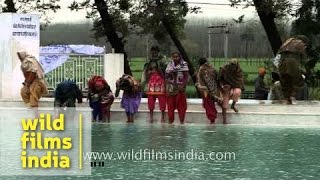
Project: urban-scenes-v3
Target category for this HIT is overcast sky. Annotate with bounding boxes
[48,0,257,23]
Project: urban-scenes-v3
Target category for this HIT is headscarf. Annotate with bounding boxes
[165,54,189,85]
[198,62,219,96]
[88,76,110,92]
[165,59,189,73]
[278,37,306,55]
[18,51,45,80]
[219,58,244,89]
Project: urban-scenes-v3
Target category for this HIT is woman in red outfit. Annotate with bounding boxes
[165,52,189,124]
[196,58,222,124]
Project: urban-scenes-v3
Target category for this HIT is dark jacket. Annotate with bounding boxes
[254,76,269,100]
[54,80,83,107]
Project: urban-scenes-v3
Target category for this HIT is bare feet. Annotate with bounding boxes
[127,115,134,123]
[161,111,166,123]
[149,111,154,123]
[287,97,297,105]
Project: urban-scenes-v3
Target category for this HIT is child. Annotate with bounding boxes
[145,61,166,123]
[88,76,114,122]
[115,74,142,123]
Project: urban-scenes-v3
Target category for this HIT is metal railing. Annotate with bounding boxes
[43,53,104,93]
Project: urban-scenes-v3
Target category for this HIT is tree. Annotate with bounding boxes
[70,0,132,75]
[292,0,320,36]
[1,0,61,28]
[94,0,132,75]
[2,0,16,12]
[131,0,200,90]
[292,0,320,73]
[230,0,292,55]
[252,0,283,55]
[155,0,197,85]
[2,0,134,75]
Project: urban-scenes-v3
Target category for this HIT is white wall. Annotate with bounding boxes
[0,13,40,99]
[104,53,124,97]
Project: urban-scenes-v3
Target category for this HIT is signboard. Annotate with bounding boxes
[0,13,40,99]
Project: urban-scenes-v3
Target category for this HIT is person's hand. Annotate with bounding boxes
[62,102,68,107]
[216,97,223,105]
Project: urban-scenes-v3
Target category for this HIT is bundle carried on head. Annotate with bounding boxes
[278,36,307,55]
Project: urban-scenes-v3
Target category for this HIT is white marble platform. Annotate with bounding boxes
[0,98,319,125]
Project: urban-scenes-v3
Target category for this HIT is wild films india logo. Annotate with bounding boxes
[20,114,72,168]
[0,108,91,176]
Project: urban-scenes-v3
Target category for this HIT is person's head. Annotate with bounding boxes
[119,77,132,92]
[148,60,158,70]
[295,35,310,48]
[17,51,27,62]
[150,45,160,57]
[171,52,181,64]
[229,58,239,65]
[258,67,266,76]
[94,79,105,91]
[198,57,208,66]
[228,58,239,68]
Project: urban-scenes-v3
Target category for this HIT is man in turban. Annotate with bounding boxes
[254,67,269,100]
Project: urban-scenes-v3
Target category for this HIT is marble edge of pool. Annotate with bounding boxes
[1,98,320,105]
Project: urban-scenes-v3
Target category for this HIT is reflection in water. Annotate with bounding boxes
[2,124,320,180]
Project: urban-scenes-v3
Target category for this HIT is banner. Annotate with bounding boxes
[40,45,105,74]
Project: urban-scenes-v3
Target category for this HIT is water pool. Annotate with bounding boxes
[2,123,320,179]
